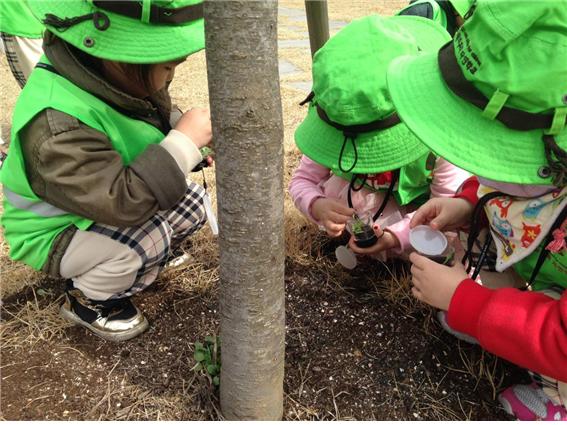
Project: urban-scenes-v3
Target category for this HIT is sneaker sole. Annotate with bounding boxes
[497,393,515,417]
[60,304,149,342]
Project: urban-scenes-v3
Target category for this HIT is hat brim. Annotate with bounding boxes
[295,104,429,174]
[29,1,204,63]
[294,15,450,174]
[387,52,567,185]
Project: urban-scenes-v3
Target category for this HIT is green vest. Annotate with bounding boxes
[0,58,165,270]
[0,0,44,38]
[513,244,566,291]
[333,152,433,207]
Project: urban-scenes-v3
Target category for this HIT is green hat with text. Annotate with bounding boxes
[388,0,567,186]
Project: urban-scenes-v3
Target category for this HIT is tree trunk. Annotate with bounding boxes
[204,1,285,420]
[305,0,330,56]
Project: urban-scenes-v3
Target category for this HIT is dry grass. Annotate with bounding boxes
[0,1,513,421]
[0,287,71,351]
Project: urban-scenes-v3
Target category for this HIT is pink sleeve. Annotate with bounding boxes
[385,216,412,254]
[385,158,470,253]
[430,157,471,198]
[288,155,331,222]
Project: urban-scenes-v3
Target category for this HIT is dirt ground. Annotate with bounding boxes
[1,0,522,420]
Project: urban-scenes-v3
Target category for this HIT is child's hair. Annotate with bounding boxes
[111,62,156,94]
[45,31,157,94]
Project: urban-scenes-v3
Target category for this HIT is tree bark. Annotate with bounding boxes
[204,1,285,420]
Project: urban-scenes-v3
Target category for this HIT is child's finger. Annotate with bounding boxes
[410,263,423,279]
[372,224,385,238]
[350,237,388,255]
[411,286,423,301]
[325,222,345,233]
[409,203,435,228]
[331,202,356,216]
[328,211,352,224]
[448,234,466,263]
[409,252,429,269]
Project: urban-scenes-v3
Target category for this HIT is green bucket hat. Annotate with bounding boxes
[447,0,471,18]
[295,15,451,175]
[388,0,567,186]
[28,0,204,64]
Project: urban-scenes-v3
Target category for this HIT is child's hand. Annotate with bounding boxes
[175,108,212,148]
[311,198,355,237]
[410,198,473,231]
[349,225,399,255]
[409,251,469,311]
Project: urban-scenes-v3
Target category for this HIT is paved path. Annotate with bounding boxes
[278,6,347,93]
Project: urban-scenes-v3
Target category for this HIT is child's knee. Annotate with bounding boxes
[70,248,142,300]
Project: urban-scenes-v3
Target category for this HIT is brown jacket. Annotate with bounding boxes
[20,34,192,275]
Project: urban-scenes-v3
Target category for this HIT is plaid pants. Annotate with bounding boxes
[0,33,43,88]
[67,182,207,299]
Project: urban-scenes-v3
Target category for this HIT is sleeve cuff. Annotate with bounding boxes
[447,278,494,340]
[385,216,411,253]
[159,129,203,175]
[305,195,325,224]
[454,176,480,205]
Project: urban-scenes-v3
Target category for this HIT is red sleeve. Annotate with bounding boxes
[454,176,479,206]
[447,279,567,382]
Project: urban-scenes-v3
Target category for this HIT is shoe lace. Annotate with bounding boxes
[93,298,129,318]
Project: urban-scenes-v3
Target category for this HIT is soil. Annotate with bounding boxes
[0,239,524,420]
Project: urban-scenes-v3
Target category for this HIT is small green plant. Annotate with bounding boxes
[192,335,221,386]
[351,217,365,235]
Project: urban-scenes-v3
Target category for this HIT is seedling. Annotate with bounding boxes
[192,335,221,386]
[347,213,378,248]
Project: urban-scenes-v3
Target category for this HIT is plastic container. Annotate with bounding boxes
[409,225,455,265]
[346,212,378,248]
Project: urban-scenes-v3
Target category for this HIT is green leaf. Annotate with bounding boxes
[192,363,203,372]
[194,351,206,362]
[206,364,219,376]
[212,376,220,386]
[194,342,204,351]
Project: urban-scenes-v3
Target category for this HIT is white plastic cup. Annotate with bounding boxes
[409,225,455,265]
[335,245,357,270]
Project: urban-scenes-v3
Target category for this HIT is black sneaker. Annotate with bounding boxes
[162,246,194,273]
[60,283,149,342]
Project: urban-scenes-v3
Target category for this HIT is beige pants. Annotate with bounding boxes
[59,183,208,301]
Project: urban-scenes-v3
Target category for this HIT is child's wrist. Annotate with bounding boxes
[309,196,325,221]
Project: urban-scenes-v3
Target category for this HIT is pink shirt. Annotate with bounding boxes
[288,155,470,253]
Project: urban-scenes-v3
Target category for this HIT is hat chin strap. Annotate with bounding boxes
[347,171,399,222]
[438,42,567,186]
[313,103,402,173]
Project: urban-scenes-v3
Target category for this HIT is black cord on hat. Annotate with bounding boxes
[543,135,567,187]
[43,11,110,31]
